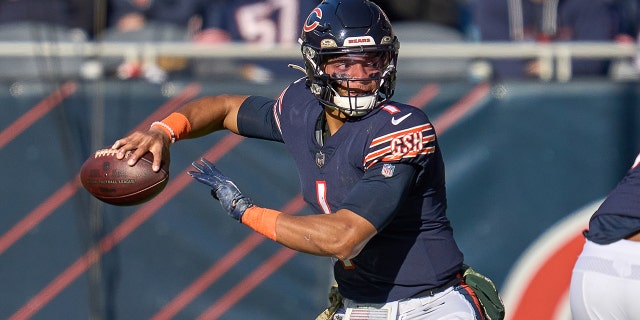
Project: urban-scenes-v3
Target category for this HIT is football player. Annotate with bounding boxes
[570,152,640,319]
[112,0,490,318]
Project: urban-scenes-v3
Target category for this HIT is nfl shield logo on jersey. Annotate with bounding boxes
[381,163,395,177]
[316,151,325,168]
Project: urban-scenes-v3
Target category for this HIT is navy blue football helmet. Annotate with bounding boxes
[299,0,400,117]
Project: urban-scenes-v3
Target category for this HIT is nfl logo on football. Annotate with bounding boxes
[381,164,395,177]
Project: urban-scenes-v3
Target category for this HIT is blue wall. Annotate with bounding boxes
[0,78,638,319]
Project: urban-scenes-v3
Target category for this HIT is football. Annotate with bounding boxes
[80,148,169,206]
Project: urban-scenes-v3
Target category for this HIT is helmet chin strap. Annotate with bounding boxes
[330,89,378,117]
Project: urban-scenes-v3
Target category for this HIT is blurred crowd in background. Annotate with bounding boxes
[0,0,638,82]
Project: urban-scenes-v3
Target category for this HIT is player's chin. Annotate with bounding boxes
[336,87,376,96]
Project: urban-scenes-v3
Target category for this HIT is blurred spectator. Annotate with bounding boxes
[473,0,620,80]
[611,0,640,42]
[0,0,95,80]
[608,0,640,80]
[0,0,95,38]
[103,0,210,82]
[104,0,320,83]
[366,0,474,80]
[107,0,207,34]
[343,1,479,80]
[194,0,318,44]
[191,0,321,83]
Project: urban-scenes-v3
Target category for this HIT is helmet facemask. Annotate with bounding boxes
[303,45,398,117]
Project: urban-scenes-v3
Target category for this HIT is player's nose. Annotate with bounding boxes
[350,63,373,78]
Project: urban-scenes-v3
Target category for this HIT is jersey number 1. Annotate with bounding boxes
[316,181,355,269]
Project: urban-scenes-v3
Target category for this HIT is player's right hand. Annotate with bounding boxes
[111,127,171,172]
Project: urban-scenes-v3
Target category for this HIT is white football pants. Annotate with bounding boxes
[570,239,640,320]
[333,285,481,320]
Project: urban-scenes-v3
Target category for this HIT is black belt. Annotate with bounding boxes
[411,275,462,298]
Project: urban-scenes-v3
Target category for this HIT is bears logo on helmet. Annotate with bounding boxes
[303,8,322,32]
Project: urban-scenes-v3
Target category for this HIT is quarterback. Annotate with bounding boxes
[112,1,494,319]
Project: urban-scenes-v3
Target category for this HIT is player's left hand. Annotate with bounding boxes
[188,158,253,221]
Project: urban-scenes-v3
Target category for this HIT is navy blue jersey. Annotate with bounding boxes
[200,0,320,78]
[585,155,640,244]
[202,0,319,45]
[237,79,464,302]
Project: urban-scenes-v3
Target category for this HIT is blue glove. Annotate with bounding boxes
[188,158,253,221]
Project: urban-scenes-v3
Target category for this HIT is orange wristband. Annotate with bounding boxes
[241,206,281,241]
[159,112,192,141]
